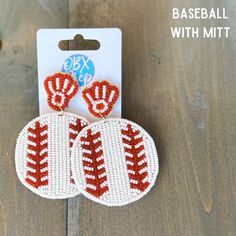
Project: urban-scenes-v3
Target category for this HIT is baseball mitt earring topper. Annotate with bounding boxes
[71,81,159,206]
[82,80,119,118]
[44,72,79,111]
[15,72,89,199]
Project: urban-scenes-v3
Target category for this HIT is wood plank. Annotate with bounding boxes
[68,0,236,235]
[0,1,68,235]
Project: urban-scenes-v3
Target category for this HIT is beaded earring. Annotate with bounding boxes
[70,81,159,206]
[15,72,89,199]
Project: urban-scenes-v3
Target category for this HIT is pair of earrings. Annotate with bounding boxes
[15,73,159,206]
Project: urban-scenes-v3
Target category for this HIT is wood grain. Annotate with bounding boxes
[0,0,68,235]
[68,0,236,235]
[0,0,235,235]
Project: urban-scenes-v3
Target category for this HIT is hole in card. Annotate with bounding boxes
[58,34,100,51]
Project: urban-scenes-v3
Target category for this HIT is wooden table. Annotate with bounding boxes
[0,0,235,235]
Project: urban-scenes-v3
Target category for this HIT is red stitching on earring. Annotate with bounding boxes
[122,124,150,192]
[81,129,109,197]
[69,118,88,184]
[25,121,48,189]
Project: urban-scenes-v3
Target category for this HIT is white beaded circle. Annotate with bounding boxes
[15,112,89,199]
[71,118,159,206]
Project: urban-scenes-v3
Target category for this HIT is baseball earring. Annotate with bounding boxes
[70,81,159,206]
[15,72,89,199]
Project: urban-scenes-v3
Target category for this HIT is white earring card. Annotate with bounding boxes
[37,28,122,120]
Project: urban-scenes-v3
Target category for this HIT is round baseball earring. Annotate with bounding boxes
[71,81,159,206]
[15,72,90,199]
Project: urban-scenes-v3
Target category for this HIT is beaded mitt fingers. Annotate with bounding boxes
[82,80,119,118]
[15,73,89,199]
[71,81,159,206]
[44,72,79,111]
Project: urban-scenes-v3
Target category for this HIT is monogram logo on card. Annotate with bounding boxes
[62,54,95,86]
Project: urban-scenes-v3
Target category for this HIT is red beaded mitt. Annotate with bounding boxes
[71,81,159,206]
[44,73,79,111]
[82,80,119,118]
[15,72,89,199]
